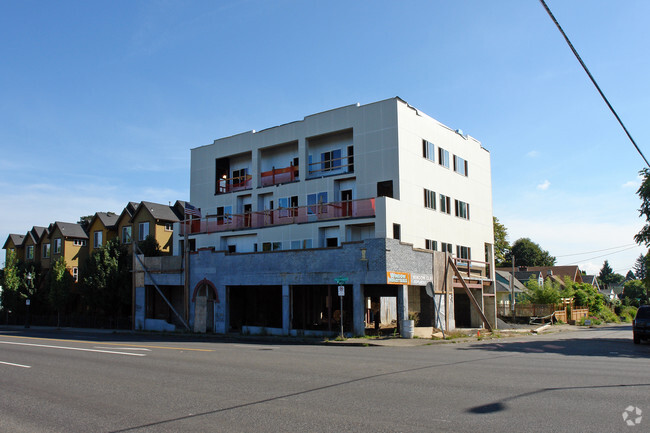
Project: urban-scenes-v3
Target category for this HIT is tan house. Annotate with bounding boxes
[87,212,119,255]
[3,234,26,262]
[23,226,47,266]
[131,201,184,255]
[116,202,139,254]
[48,221,89,282]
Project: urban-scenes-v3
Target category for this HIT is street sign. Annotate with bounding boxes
[338,285,345,296]
[334,276,348,285]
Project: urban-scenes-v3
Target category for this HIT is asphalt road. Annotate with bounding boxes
[0,324,648,432]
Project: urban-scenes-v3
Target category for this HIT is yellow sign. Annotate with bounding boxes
[387,271,411,285]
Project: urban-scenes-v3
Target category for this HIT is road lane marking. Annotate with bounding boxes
[0,361,31,368]
[94,347,151,351]
[0,341,146,356]
[0,334,214,352]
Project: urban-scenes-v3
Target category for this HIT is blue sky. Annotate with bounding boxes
[1,0,649,275]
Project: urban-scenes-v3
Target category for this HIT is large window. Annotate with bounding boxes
[26,245,34,260]
[138,222,150,241]
[278,196,298,217]
[321,149,342,172]
[440,194,451,215]
[216,206,233,224]
[94,231,103,248]
[438,147,450,168]
[122,226,132,244]
[422,140,435,162]
[456,245,471,260]
[424,189,436,210]
[42,243,51,258]
[454,155,468,176]
[307,192,328,215]
[54,238,62,254]
[425,239,437,251]
[455,200,470,220]
[441,242,453,254]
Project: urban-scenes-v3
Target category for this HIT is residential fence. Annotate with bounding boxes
[498,304,590,324]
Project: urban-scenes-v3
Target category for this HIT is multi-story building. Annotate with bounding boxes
[135,97,496,336]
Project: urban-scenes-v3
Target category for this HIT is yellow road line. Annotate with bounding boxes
[0,334,214,352]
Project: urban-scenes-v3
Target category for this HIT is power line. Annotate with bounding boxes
[555,243,638,258]
[538,0,650,168]
[561,245,640,266]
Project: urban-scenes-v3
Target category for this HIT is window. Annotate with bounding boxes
[303,239,313,249]
[455,200,470,220]
[232,168,248,184]
[425,239,437,251]
[290,240,301,250]
[278,196,298,217]
[456,245,471,260]
[26,245,34,260]
[165,223,173,231]
[454,155,468,176]
[138,222,150,241]
[73,239,86,246]
[54,238,62,254]
[321,149,342,171]
[94,231,103,248]
[326,238,338,248]
[42,243,51,258]
[438,147,450,168]
[377,180,393,198]
[228,245,236,253]
[307,192,328,215]
[393,223,401,240]
[422,140,435,161]
[72,267,79,283]
[424,189,436,210]
[441,242,453,254]
[440,195,451,214]
[122,226,132,244]
[262,242,272,252]
[273,242,282,251]
[217,206,233,224]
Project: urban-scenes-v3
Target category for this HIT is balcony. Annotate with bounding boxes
[216,174,253,194]
[307,155,353,179]
[180,198,375,235]
[260,165,299,187]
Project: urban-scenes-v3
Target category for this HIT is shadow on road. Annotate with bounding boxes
[460,325,650,359]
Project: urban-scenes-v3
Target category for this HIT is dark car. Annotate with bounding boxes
[633,305,650,344]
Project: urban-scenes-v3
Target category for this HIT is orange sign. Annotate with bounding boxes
[386,271,411,285]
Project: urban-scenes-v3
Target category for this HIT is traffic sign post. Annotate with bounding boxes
[335,277,347,339]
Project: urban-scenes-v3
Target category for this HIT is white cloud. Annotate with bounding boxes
[527,150,540,158]
[537,180,550,190]
[622,175,643,189]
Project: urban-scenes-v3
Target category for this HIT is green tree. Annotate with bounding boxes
[136,235,162,257]
[509,238,556,267]
[493,217,510,267]
[49,257,73,327]
[634,253,647,281]
[522,277,561,305]
[81,239,131,317]
[1,250,21,314]
[598,260,624,288]
[625,270,636,281]
[622,279,649,307]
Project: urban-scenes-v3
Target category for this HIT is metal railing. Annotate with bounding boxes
[260,165,299,187]
[180,198,376,235]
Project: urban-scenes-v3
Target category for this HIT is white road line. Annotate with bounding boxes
[0,361,31,368]
[94,347,151,351]
[0,341,146,357]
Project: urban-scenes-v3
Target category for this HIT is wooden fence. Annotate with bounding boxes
[499,304,591,324]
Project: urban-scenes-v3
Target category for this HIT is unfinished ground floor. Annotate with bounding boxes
[133,238,497,337]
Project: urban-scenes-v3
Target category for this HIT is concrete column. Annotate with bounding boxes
[134,286,145,330]
[352,283,365,336]
[298,137,307,180]
[396,284,408,337]
[214,284,227,334]
[282,285,290,336]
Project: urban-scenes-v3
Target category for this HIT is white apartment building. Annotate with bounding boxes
[136,97,495,336]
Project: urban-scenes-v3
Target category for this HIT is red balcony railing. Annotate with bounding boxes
[216,174,253,194]
[180,198,375,235]
[260,165,299,187]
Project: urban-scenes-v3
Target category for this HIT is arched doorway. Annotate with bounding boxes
[192,279,219,333]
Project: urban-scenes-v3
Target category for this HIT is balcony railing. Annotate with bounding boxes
[307,155,353,178]
[260,165,299,187]
[180,198,375,235]
[216,174,253,194]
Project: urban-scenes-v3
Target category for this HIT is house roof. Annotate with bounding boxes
[136,201,183,222]
[524,266,583,283]
[52,222,89,240]
[495,270,526,293]
[90,212,119,230]
[26,226,47,244]
[3,234,25,249]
